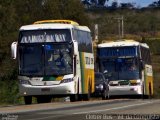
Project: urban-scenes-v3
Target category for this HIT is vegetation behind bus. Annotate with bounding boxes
[1,0,160,104]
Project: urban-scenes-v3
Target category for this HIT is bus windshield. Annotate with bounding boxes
[19,43,73,76]
[19,29,71,43]
[100,57,140,81]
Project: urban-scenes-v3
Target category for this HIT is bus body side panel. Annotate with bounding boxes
[144,65,154,95]
[75,52,82,94]
[79,52,94,94]
[84,53,95,93]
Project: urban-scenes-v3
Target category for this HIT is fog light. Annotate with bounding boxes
[134,88,138,91]
[19,80,30,85]
[67,90,71,93]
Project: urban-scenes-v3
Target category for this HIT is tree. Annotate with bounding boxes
[82,0,107,7]
[148,0,160,8]
[120,3,134,9]
[111,1,118,9]
[98,0,106,6]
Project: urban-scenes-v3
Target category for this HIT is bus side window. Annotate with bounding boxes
[140,60,145,70]
[139,60,144,79]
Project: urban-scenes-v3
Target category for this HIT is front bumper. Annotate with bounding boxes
[19,81,75,96]
[109,85,143,96]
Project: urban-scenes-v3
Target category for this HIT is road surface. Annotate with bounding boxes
[0,99,160,120]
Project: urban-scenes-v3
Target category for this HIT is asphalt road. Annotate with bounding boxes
[0,99,160,120]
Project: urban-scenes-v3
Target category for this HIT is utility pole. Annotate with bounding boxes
[121,16,124,38]
[95,24,98,42]
[115,16,124,39]
[118,18,121,39]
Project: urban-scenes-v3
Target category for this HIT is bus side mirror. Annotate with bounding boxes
[11,42,17,59]
[73,41,78,56]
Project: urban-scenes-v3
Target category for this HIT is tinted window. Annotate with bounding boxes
[19,43,73,76]
[98,46,137,57]
[140,46,151,64]
[95,73,104,84]
[19,45,44,76]
[73,29,92,53]
[99,58,140,80]
[19,29,71,43]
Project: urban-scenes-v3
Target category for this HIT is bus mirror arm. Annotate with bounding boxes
[11,42,18,59]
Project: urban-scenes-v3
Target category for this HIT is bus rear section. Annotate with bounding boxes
[97,40,153,98]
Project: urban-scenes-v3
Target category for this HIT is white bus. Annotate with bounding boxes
[97,40,153,98]
[11,20,94,104]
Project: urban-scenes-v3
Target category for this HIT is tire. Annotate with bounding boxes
[70,80,81,102]
[141,84,146,99]
[83,85,91,101]
[24,96,32,105]
[70,94,78,102]
[148,83,152,99]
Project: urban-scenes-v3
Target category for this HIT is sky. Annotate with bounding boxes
[105,0,158,7]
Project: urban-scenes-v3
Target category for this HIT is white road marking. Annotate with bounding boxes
[73,100,159,114]
[23,100,160,120]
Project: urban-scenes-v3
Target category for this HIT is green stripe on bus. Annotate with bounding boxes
[80,52,85,93]
[144,68,148,95]
[43,76,56,81]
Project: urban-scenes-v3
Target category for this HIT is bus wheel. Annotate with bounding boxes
[24,96,32,105]
[70,94,78,102]
[78,94,83,101]
[141,84,145,99]
[83,85,91,101]
[148,82,152,99]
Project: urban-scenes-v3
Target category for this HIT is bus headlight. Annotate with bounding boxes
[130,80,141,86]
[60,78,73,83]
[98,84,103,90]
[19,80,30,85]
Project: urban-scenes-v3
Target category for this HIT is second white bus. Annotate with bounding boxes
[96,40,153,98]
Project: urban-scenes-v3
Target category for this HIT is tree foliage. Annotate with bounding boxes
[149,0,160,8]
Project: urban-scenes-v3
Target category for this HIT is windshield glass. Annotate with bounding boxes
[100,57,140,81]
[95,73,104,84]
[19,29,71,43]
[44,44,73,75]
[98,46,137,57]
[19,43,73,76]
[19,45,43,76]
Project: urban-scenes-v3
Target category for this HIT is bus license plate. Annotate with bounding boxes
[41,88,50,92]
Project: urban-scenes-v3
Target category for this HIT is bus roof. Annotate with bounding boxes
[19,20,90,32]
[98,39,149,48]
[33,20,79,26]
